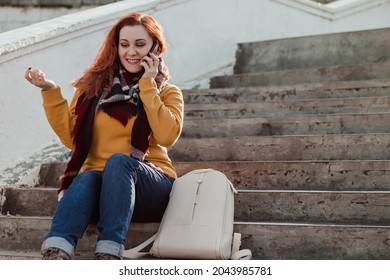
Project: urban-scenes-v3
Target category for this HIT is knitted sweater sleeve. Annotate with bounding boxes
[139,77,184,147]
[41,86,80,150]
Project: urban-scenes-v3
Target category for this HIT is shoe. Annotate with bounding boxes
[95,253,120,260]
[42,247,71,260]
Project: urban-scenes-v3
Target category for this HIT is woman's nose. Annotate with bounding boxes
[127,46,138,56]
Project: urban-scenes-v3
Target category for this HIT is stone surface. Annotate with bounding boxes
[183,113,390,137]
[211,62,390,88]
[3,216,390,259]
[4,187,390,225]
[169,134,390,161]
[184,96,390,119]
[25,160,390,192]
[236,191,390,225]
[233,27,390,73]
[238,222,390,260]
[183,79,390,104]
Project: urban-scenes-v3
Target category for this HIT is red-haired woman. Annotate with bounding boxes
[25,12,183,260]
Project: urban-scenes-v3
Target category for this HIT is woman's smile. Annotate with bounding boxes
[126,58,141,65]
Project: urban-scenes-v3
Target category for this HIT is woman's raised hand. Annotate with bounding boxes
[24,68,56,91]
[140,53,160,79]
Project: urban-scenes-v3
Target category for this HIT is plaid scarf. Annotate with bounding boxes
[59,62,169,194]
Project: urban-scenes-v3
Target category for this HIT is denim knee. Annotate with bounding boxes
[104,153,140,179]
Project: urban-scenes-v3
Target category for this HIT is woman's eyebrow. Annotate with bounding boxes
[119,38,147,42]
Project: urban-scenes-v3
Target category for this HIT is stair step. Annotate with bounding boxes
[183,113,390,137]
[33,160,390,191]
[185,96,390,119]
[0,250,42,260]
[238,222,390,259]
[4,188,390,225]
[169,134,390,161]
[183,79,390,104]
[236,190,390,225]
[175,160,390,191]
[210,62,390,88]
[0,250,92,260]
[3,187,57,216]
[2,216,390,259]
[0,216,159,253]
[234,28,390,73]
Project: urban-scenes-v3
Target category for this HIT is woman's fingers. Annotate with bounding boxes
[25,68,40,83]
[141,53,160,78]
[24,67,56,90]
[24,67,33,83]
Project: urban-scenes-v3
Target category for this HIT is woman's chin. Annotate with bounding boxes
[122,64,142,74]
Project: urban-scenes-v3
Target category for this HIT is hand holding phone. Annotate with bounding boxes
[140,40,160,77]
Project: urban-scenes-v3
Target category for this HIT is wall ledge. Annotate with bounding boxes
[0,0,189,62]
[272,0,390,20]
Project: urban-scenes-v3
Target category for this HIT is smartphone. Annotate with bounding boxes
[140,40,158,74]
[147,40,158,57]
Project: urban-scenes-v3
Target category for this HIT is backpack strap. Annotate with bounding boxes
[230,233,252,260]
[123,232,252,259]
[122,233,157,259]
[231,249,252,260]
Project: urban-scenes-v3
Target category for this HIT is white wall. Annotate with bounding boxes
[0,6,92,33]
[1,0,390,185]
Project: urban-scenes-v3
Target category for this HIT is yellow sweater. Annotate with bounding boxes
[41,77,183,178]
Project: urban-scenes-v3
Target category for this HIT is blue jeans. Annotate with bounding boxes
[41,153,174,258]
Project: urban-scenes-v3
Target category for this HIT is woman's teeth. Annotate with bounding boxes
[127,59,140,64]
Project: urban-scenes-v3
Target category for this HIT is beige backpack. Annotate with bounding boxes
[123,169,251,260]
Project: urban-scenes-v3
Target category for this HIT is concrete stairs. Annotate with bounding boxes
[2,27,390,259]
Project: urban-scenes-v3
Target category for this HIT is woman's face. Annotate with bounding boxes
[118,25,155,73]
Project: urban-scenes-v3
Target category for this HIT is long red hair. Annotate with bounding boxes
[72,12,167,98]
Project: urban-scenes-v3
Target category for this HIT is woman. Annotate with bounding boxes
[24,12,183,260]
